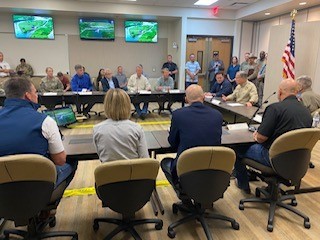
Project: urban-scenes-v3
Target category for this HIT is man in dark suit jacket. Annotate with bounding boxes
[101,68,120,92]
[210,72,233,97]
[161,84,223,187]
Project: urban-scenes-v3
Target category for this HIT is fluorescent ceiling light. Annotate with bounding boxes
[265,12,271,16]
[299,2,307,5]
[194,0,219,6]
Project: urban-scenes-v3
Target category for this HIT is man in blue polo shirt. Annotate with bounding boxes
[71,64,94,116]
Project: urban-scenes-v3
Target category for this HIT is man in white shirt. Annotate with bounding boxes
[0,52,11,77]
[127,65,151,119]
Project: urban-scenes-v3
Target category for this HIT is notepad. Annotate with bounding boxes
[226,123,248,130]
[253,114,262,123]
[227,103,244,107]
[43,92,58,96]
[169,89,180,94]
[211,99,221,105]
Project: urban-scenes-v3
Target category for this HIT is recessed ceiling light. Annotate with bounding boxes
[299,2,307,5]
[194,0,219,6]
[265,12,271,16]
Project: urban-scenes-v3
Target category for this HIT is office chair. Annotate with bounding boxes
[239,128,320,232]
[93,158,163,240]
[167,147,240,240]
[0,154,78,239]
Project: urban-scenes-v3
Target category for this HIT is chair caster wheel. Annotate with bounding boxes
[49,217,56,228]
[155,221,163,230]
[304,220,311,229]
[267,224,273,232]
[93,222,99,231]
[255,188,261,197]
[291,199,297,206]
[168,228,176,238]
[232,221,240,230]
[172,204,179,214]
[239,203,244,210]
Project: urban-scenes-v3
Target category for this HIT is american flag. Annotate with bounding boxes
[282,19,295,79]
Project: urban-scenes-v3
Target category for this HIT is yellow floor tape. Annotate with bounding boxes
[70,121,171,129]
[63,180,170,197]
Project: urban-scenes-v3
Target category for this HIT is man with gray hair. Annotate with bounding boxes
[297,75,320,116]
[161,84,223,186]
[222,71,258,107]
[0,52,11,77]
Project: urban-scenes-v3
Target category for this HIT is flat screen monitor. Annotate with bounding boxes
[13,15,54,39]
[43,106,77,127]
[79,18,115,40]
[124,20,158,43]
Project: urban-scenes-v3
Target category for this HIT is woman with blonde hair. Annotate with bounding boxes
[93,89,149,162]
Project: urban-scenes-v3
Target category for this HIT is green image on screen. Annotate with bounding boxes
[43,107,76,126]
[13,15,54,39]
[125,21,158,43]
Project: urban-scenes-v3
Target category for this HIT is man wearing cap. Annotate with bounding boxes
[222,71,258,107]
[16,58,34,78]
[207,51,224,91]
[247,53,258,87]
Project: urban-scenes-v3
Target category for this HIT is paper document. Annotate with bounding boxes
[253,114,262,123]
[169,89,180,94]
[227,103,244,107]
[43,92,58,96]
[139,90,151,94]
[227,123,248,131]
[78,92,93,95]
[211,99,221,105]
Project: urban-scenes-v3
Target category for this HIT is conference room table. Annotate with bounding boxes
[204,97,263,123]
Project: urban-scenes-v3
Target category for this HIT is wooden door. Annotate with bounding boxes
[210,37,233,74]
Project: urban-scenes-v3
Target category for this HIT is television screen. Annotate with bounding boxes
[43,106,77,127]
[125,21,158,43]
[13,15,54,39]
[79,18,115,40]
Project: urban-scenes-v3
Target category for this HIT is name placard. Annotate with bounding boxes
[227,123,249,131]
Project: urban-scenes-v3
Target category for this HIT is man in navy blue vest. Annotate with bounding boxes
[0,77,77,190]
[161,84,223,187]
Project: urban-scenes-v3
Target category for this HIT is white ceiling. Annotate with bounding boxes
[75,0,260,10]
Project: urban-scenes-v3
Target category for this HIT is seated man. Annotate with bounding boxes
[208,72,233,97]
[57,72,71,92]
[155,68,174,113]
[161,85,223,189]
[101,68,120,92]
[222,71,258,107]
[16,58,34,78]
[0,77,78,211]
[127,65,151,120]
[114,66,128,91]
[71,64,94,116]
[296,75,320,116]
[233,79,312,193]
[40,67,64,93]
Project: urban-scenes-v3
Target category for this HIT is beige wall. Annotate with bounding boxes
[265,21,320,104]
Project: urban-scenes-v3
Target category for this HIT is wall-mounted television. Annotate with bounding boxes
[124,20,158,43]
[79,18,115,40]
[13,15,54,39]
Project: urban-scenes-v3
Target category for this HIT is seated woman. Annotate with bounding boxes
[93,89,149,162]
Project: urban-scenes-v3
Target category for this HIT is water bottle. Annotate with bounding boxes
[312,112,320,128]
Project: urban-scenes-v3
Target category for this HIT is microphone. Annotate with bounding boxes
[248,91,276,132]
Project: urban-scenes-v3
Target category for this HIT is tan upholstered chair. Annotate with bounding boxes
[167,147,239,240]
[239,128,320,232]
[93,158,163,239]
[0,154,78,239]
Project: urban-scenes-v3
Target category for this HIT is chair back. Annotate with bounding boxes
[269,128,320,185]
[177,146,235,205]
[95,159,159,217]
[0,154,56,225]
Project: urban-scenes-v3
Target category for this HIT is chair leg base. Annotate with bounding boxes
[93,217,163,240]
[168,202,239,239]
[239,186,310,232]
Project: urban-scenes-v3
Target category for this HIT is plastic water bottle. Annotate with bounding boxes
[312,112,320,128]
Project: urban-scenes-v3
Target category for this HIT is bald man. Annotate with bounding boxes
[161,84,223,186]
[101,68,120,92]
[234,79,312,193]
